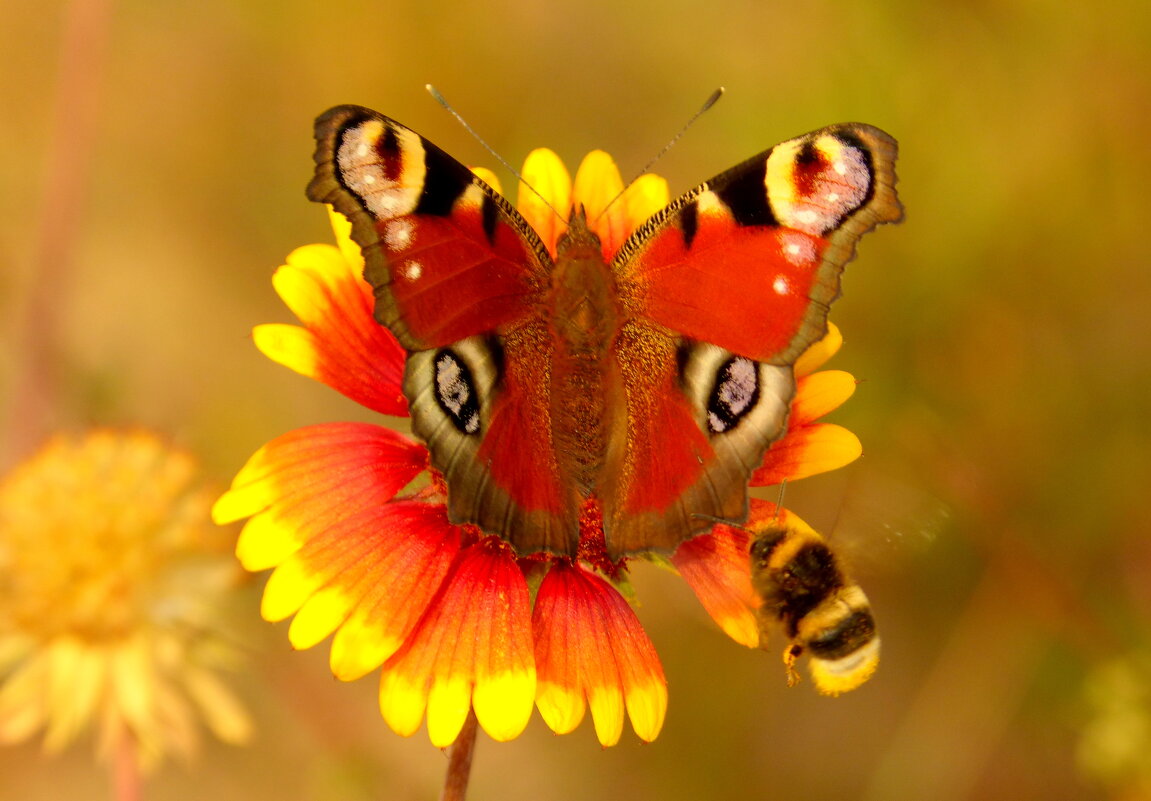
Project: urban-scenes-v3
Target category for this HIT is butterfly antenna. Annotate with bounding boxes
[594,86,726,224]
[426,84,564,223]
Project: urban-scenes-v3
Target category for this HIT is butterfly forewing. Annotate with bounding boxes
[614,123,902,363]
[308,105,553,350]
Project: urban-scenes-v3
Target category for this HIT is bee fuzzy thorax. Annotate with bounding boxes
[750,520,879,696]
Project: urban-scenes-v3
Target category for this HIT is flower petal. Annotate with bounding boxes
[518,148,572,257]
[326,205,364,272]
[752,423,862,486]
[328,505,460,680]
[572,150,628,259]
[0,648,47,743]
[182,663,254,745]
[671,525,760,648]
[378,538,535,747]
[259,241,407,416]
[794,322,843,378]
[622,173,669,233]
[533,562,667,746]
[214,423,426,572]
[260,500,456,647]
[791,370,857,426]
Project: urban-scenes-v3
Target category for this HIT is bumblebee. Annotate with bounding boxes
[749,517,879,695]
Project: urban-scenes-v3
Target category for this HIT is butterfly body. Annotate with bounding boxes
[544,212,621,496]
[307,105,902,560]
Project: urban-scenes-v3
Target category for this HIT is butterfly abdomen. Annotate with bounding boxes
[548,214,623,493]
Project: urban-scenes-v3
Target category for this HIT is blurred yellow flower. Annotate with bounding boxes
[0,430,252,771]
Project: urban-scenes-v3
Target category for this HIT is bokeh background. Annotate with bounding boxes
[3,0,1150,798]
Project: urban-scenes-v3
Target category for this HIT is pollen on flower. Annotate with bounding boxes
[0,430,252,770]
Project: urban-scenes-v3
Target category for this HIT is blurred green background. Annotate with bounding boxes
[3,0,1150,798]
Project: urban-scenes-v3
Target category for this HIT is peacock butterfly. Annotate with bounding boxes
[306,105,902,560]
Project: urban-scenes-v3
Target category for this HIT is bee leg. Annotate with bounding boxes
[783,643,804,687]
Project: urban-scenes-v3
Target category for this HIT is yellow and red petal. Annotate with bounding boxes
[257,242,407,416]
[752,423,862,487]
[265,501,459,647]
[794,322,843,378]
[670,524,760,648]
[518,148,572,257]
[532,562,667,746]
[212,423,426,570]
[377,538,535,747]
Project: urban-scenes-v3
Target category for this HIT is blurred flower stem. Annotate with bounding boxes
[114,738,142,801]
[5,0,111,462]
[440,711,478,801]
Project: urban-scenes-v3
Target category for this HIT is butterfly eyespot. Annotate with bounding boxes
[706,356,760,434]
[433,349,481,435]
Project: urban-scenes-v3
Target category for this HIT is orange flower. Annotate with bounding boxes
[214,150,862,747]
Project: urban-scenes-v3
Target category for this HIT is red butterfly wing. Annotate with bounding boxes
[600,124,902,556]
[308,106,581,553]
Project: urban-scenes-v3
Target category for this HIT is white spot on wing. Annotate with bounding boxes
[385,219,413,250]
[773,275,790,295]
[779,231,816,266]
[404,261,422,280]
